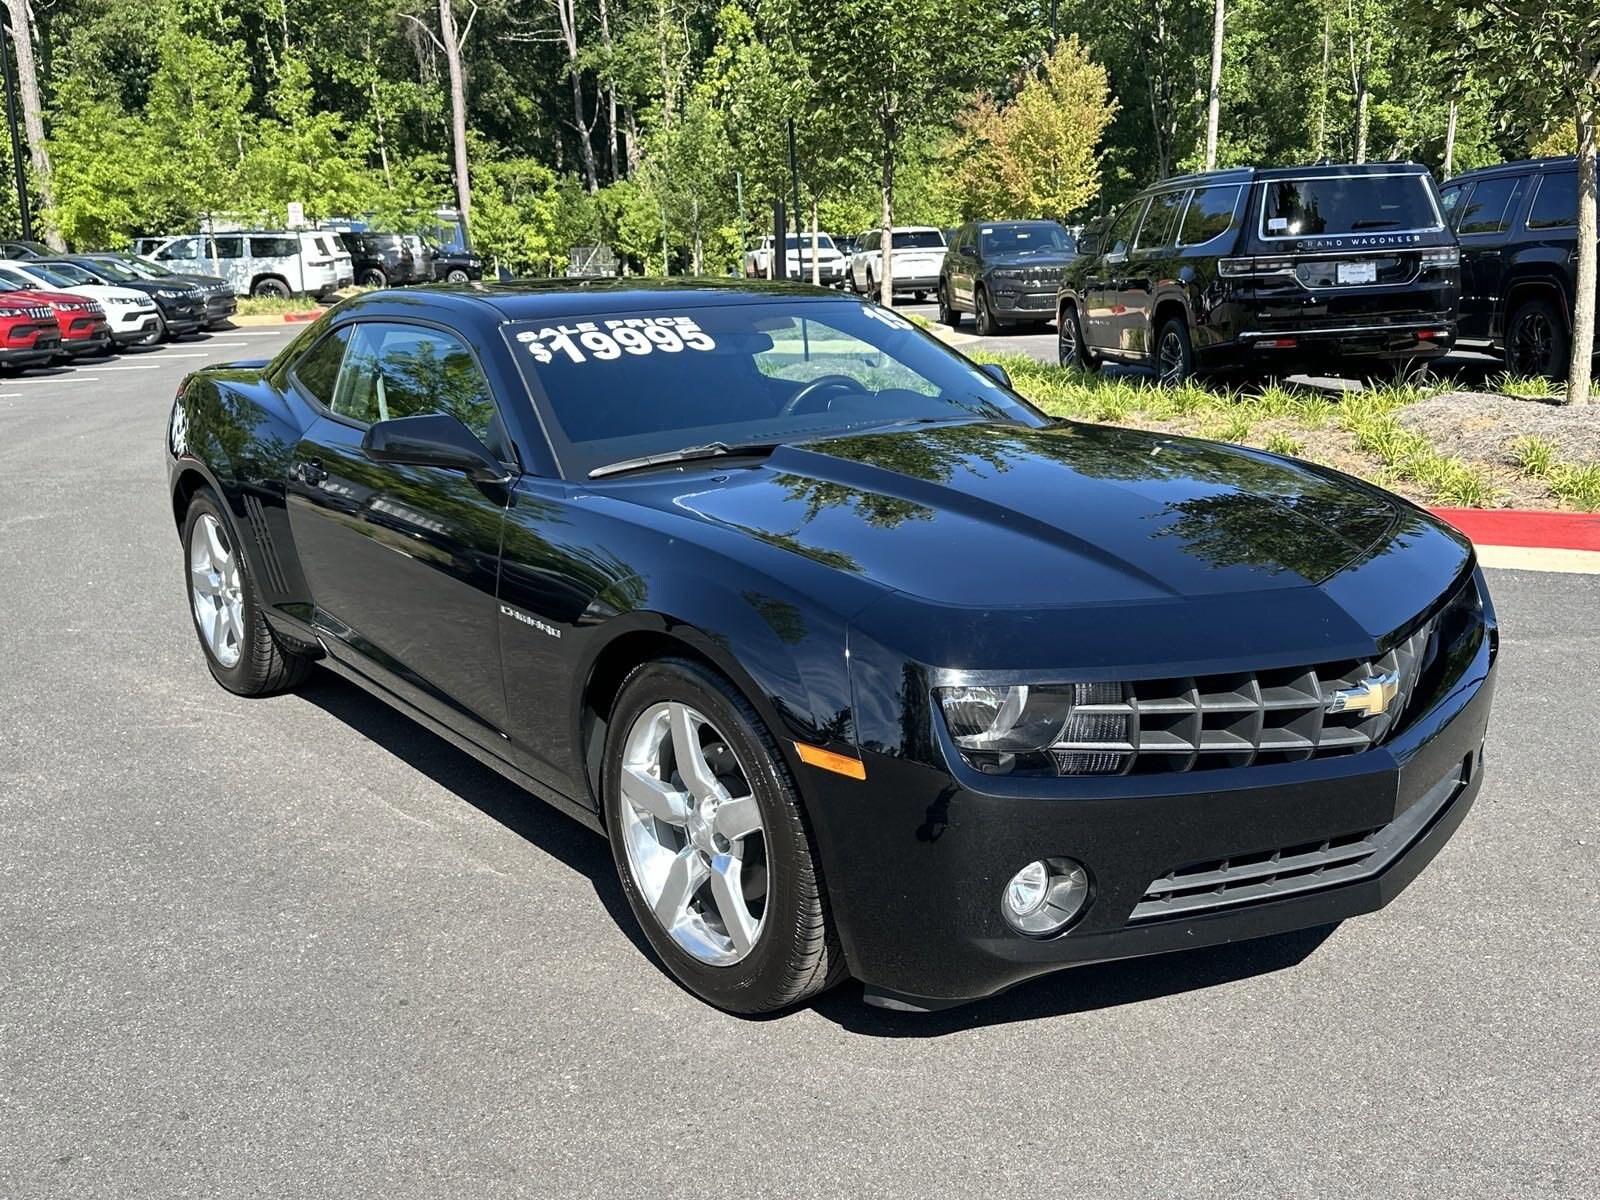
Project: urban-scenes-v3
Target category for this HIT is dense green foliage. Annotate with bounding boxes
[1,0,1584,274]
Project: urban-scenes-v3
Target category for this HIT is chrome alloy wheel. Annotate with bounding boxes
[1157,328,1187,384]
[619,702,768,965]
[189,512,245,668]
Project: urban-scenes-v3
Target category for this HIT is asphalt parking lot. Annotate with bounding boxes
[2,325,1595,1198]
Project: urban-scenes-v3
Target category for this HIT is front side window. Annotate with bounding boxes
[159,238,200,262]
[1178,185,1242,245]
[290,327,351,407]
[1103,200,1146,257]
[1526,171,1577,230]
[250,236,300,259]
[330,322,498,447]
[1438,183,1466,228]
[1135,193,1188,251]
[1457,176,1527,235]
[509,300,1044,478]
[1261,173,1440,237]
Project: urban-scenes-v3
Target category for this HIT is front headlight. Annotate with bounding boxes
[938,682,1130,774]
[0,306,26,317]
[103,295,137,305]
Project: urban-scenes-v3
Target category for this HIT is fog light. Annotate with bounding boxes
[1001,857,1091,937]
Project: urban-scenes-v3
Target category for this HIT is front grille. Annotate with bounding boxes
[28,306,50,320]
[1130,755,1469,921]
[1048,619,1433,775]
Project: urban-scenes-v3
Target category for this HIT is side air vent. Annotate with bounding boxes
[242,493,289,595]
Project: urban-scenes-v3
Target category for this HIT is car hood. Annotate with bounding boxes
[2,287,80,307]
[986,250,1076,268]
[648,421,1427,609]
[167,272,230,289]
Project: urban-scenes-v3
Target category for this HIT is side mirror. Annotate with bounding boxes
[979,362,1013,389]
[361,413,508,483]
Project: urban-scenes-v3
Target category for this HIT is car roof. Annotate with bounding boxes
[340,278,864,323]
[1444,155,1578,185]
[1143,161,1430,193]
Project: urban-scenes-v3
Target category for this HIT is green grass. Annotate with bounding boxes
[1493,372,1564,400]
[1550,462,1600,510]
[1264,430,1305,457]
[1509,434,1558,478]
[235,293,321,316]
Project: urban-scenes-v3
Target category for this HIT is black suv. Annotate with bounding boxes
[938,219,1077,334]
[336,232,415,288]
[427,242,484,283]
[1057,162,1460,381]
[1440,156,1596,379]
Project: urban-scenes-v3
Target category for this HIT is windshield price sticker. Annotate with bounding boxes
[518,315,715,364]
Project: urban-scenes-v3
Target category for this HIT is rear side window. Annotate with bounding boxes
[1178,185,1241,245]
[1457,175,1527,235]
[1136,191,1188,250]
[212,236,243,258]
[250,236,300,258]
[1525,171,1577,230]
[1261,173,1439,237]
[290,327,351,408]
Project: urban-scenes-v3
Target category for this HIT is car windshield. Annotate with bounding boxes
[1262,173,1440,237]
[41,261,97,284]
[508,298,1045,478]
[980,223,1075,255]
[891,230,945,249]
[20,263,78,288]
[117,257,169,279]
[82,257,140,281]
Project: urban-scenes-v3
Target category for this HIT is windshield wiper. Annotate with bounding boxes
[588,440,784,479]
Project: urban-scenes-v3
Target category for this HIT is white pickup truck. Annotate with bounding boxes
[741,234,847,285]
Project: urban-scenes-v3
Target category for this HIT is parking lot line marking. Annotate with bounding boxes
[92,365,163,371]
[155,353,211,358]
[1479,545,1600,575]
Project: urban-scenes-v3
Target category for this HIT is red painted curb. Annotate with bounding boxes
[282,311,319,322]
[1429,507,1600,552]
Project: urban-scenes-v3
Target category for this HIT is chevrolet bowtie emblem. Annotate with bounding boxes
[1327,672,1401,717]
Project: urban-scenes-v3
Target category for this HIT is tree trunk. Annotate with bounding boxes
[437,0,472,231]
[1203,0,1224,171]
[810,198,820,287]
[2,0,60,249]
[598,0,618,181]
[556,0,598,192]
[1442,98,1457,178]
[1352,21,1372,164]
[370,68,392,189]
[878,130,895,309]
[1568,104,1596,407]
[1316,4,1330,158]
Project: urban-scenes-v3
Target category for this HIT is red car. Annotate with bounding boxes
[0,280,110,360]
[0,284,64,371]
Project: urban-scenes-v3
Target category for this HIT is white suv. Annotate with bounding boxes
[150,231,354,299]
[742,234,847,284]
[846,226,948,301]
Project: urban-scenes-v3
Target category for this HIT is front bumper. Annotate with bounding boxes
[989,285,1060,320]
[204,294,238,324]
[806,606,1496,1008]
[156,298,205,333]
[111,313,162,345]
[62,324,113,356]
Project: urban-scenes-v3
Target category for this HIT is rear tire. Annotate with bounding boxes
[603,657,846,1014]
[250,276,292,300]
[182,488,311,697]
[359,268,388,289]
[446,267,470,284]
[1155,314,1195,385]
[1505,296,1569,381]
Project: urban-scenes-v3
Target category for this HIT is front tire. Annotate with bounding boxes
[445,267,470,284]
[938,281,962,327]
[182,489,311,696]
[1505,296,1568,381]
[974,287,1002,336]
[1058,303,1098,371]
[603,657,845,1014]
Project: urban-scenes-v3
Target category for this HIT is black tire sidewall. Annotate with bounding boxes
[446,268,469,284]
[603,659,818,1013]
[1508,298,1568,380]
[182,489,264,693]
[1158,316,1194,383]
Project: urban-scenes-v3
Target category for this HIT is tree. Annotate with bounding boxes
[1403,0,1600,405]
[770,0,1012,305]
[402,0,478,232]
[2,0,62,247]
[945,37,1117,221]
[1203,0,1224,170]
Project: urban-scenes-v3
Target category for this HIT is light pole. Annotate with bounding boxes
[0,11,31,242]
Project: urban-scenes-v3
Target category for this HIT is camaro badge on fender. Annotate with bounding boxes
[1327,671,1401,717]
[499,604,562,639]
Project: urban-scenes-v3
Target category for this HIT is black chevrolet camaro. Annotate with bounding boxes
[166,280,1498,1013]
